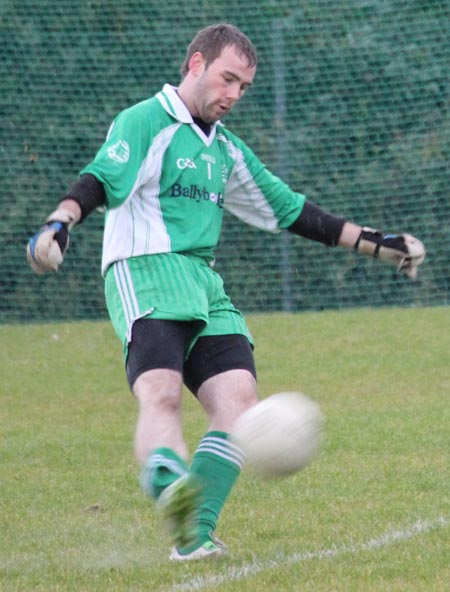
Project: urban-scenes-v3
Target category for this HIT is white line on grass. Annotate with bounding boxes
[171,516,449,592]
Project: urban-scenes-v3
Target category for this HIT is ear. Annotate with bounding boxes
[188,51,205,76]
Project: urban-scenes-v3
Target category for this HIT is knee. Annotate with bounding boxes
[198,369,259,427]
[237,384,259,413]
[133,369,183,413]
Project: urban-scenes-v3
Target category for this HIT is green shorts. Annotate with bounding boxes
[104,253,253,357]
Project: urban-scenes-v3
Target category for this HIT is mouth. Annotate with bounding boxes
[218,104,230,115]
[204,103,231,123]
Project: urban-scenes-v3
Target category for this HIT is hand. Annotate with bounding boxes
[355,227,426,280]
[26,208,76,274]
[386,233,426,280]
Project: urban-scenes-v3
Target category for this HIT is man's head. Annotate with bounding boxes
[180,23,257,79]
[178,24,257,124]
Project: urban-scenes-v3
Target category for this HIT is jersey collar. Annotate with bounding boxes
[157,84,193,123]
[157,84,220,145]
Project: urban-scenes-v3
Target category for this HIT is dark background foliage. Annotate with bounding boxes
[1,0,448,321]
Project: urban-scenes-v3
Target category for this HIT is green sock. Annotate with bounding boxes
[139,447,188,499]
[189,431,245,543]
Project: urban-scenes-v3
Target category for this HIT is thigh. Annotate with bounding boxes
[126,318,200,389]
[197,369,259,431]
[183,333,256,395]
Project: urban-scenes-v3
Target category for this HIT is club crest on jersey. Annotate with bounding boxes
[201,153,216,164]
[221,165,229,184]
[107,140,130,163]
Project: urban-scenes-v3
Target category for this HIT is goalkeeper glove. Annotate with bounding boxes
[355,227,425,280]
[27,208,77,274]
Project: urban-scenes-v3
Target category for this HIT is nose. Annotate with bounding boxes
[227,82,243,102]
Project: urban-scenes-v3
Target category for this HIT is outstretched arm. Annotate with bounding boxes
[288,201,425,280]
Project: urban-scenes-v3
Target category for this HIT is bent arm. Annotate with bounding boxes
[26,174,106,274]
[59,173,107,223]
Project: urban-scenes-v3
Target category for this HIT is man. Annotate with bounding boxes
[27,23,425,561]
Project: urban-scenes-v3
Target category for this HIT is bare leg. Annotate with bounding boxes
[132,368,188,465]
[197,368,259,430]
[133,368,200,550]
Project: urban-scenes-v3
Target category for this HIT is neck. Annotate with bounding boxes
[176,81,195,117]
[176,85,212,136]
[192,116,212,136]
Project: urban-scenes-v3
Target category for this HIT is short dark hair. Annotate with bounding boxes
[180,23,257,78]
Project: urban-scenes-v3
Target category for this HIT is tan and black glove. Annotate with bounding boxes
[355,227,426,280]
[26,208,77,274]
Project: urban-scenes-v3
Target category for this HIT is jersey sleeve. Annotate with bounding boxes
[80,101,153,209]
[222,132,306,233]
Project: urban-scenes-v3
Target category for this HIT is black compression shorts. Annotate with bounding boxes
[126,318,256,395]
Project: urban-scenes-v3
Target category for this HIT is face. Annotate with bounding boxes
[186,45,256,123]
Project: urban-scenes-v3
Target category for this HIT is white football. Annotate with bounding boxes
[231,392,324,477]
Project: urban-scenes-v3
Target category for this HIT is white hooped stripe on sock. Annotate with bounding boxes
[148,453,187,477]
[195,435,246,470]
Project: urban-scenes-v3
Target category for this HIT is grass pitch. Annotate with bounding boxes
[1,307,449,591]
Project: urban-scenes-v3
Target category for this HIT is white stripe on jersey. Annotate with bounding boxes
[217,133,281,233]
[102,124,181,275]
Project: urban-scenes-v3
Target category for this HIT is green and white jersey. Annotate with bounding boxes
[82,84,306,275]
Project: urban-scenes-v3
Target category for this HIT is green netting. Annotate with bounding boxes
[1,0,449,322]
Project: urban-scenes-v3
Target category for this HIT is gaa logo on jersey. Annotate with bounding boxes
[107,140,130,163]
[176,157,197,170]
